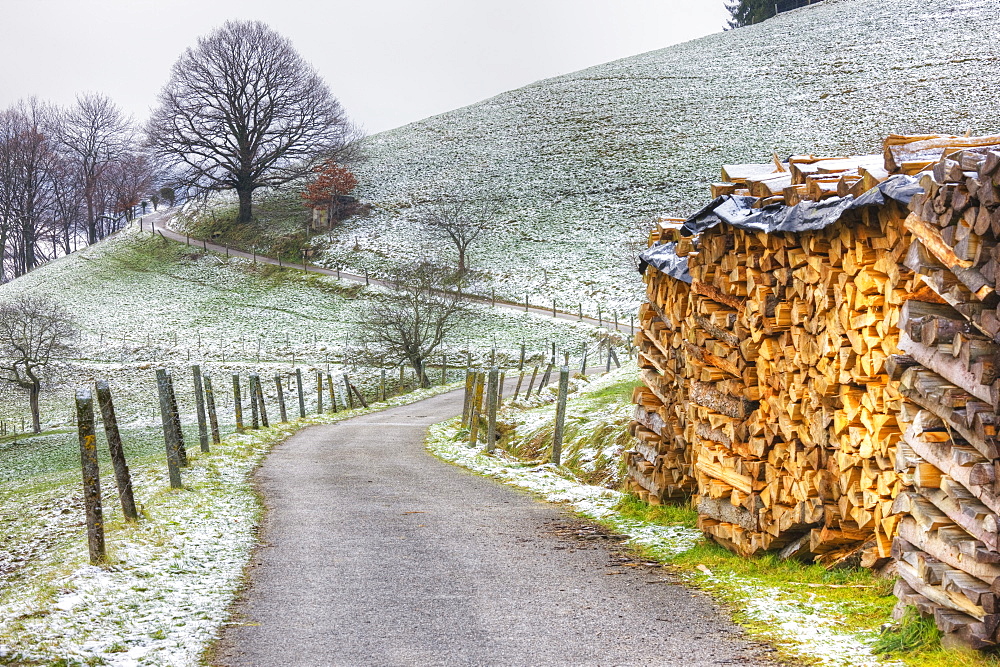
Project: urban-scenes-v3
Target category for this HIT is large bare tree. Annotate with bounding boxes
[147,20,358,224]
[0,295,75,433]
[356,263,468,388]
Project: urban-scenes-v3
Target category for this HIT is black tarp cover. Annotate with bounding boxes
[637,175,921,281]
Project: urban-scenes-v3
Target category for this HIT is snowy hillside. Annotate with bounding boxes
[316,0,999,311]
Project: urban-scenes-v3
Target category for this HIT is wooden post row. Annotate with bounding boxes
[76,389,106,564]
[551,366,570,466]
[95,380,138,521]
[192,365,209,452]
[156,369,183,488]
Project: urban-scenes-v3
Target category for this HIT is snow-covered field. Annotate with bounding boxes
[428,364,900,667]
[309,0,999,313]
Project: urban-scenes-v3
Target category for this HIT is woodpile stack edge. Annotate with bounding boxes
[629,132,1000,650]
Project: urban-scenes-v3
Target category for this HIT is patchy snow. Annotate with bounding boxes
[0,383,461,665]
[304,0,1000,314]
[427,368,900,667]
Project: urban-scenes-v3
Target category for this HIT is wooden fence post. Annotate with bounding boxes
[581,348,588,375]
[95,380,137,521]
[497,371,505,404]
[512,369,525,401]
[249,374,261,429]
[296,368,306,418]
[192,365,209,452]
[540,362,554,392]
[441,354,447,386]
[275,374,287,422]
[316,371,324,414]
[204,374,221,444]
[326,373,347,412]
[253,373,269,427]
[525,365,539,398]
[485,368,499,453]
[462,369,474,426]
[468,371,485,446]
[350,383,369,409]
[165,371,187,465]
[76,390,106,564]
[233,373,245,432]
[381,369,387,402]
[551,366,570,465]
[156,369,183,488]
[344,373,355,409]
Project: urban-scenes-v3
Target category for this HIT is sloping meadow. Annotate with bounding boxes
[315,0,999,315]
[0,224,596,664]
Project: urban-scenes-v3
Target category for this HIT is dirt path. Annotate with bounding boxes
[211,388,778,666]
[139,211,633,335]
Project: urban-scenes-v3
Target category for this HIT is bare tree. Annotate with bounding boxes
[356,263,468,388]
[0,295,75,433]
[56,93,134,245]
[0,99,65,279]
[418,196,499,277]
[147,20,359,225]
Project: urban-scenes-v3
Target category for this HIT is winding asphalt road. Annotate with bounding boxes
[212,388,778,666]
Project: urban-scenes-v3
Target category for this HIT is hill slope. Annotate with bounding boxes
[312,0,999,311]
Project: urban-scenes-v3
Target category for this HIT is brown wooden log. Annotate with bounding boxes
[688,380,757,420]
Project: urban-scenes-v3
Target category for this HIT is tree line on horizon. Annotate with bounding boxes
[0,95,159,282]
[725,0,821,27]
[0,20,360,285]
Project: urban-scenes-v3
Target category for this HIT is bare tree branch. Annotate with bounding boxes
[355,262,468,387]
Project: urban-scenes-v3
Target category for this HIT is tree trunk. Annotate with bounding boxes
[29,382,41,433]
[86,193,97,245]
[237,187,253,223]
[457,246,467,276]
[412,358,431,389]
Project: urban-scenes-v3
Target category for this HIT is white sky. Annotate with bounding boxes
[0,0,728,134]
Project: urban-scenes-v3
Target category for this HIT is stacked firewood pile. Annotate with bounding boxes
[629,219,699,503]
[888,139,1000,649]
[629,132,1000,649]
[685,205,914,565]
[632,149,920,564]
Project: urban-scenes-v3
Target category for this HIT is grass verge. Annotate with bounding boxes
[0,382,461,666]
[424,364,1000,667]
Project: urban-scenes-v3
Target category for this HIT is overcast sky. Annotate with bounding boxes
[0,0,728,134]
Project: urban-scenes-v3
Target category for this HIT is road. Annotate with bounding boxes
[140,211,635,334]
[211,388,778,666]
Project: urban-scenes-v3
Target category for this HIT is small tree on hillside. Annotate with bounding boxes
[301,160,358,225]
[418,197,499,277]
[0,295,75,433]
[356,262,468,387]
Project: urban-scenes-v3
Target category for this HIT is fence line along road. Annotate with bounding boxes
[142,212,635,334]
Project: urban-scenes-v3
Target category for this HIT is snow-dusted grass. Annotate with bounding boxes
[0,382,461,666]
[0,222,598,484]
[426,364,909,667]
[0,221,600,664]
[296,0,1000,314]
